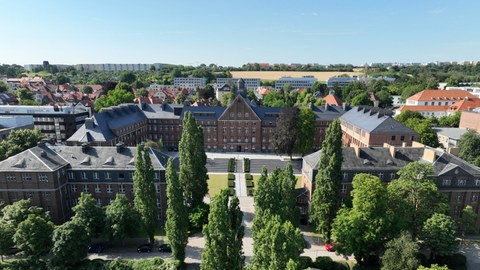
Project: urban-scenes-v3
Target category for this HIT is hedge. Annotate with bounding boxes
[228,173,235,180]
[244,158,250,173]
[228,180,235,187]
[246,180,254,188]
[228,188,235,196]
[245,173,253,180]
[228,158,235,172]
[247,188,254,196]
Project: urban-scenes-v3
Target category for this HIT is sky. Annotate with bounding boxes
[1,0,479,67]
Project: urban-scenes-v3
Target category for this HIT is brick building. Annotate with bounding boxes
[339,106,419,148]
[301,142,480,227]
[459,110,480,132]
[0,142,169,224]
[68,82,349,152]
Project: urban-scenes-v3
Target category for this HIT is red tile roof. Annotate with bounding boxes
[408,90,477,101]
[323,94,343,106]
[398,105,449,112]
[448,98,480,112]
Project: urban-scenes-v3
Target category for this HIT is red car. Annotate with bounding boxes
[325,242,336,252]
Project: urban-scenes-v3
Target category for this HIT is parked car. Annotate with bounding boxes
[137,244,152,253]
[158,244,172,253]
[325,242,336,252]
[88,243,105,253]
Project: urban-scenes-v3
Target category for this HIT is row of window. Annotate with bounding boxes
[441,179,480,187]
[70,183,161,194]
[68,171,160,180]
[6,173,49,182]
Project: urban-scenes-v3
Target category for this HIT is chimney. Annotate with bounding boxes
[383,143,391,148]
[389,145,396,158]
[116,141,125,153]
[85,117,95,129]
[448,147,460,156]
[423,148,437,163]
[402,142,407,148]
[353,145,361,157]
[412,141,425,148]
[342,102,346,111]
[324,103,328,111]
[81,142,89,153]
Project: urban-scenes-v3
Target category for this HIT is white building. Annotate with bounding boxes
[173,77,206,88]
[326,76,395,87]
[216,78,260,90]
[446,86,480,99]
[275,76,317,90]
[74,63,166,72]
[391,95,405,107]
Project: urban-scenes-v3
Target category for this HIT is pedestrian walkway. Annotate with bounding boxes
[236,173,247,197]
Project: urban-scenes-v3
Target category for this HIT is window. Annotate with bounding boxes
[472,192,479,202]
[456,193,464,202]
[22,174,32,181]
[155,184,160,193]
[68,172,74,179]
[252,128,256,134]
[390,173,396,179]
[400,136,405,141]
[71,185,77,193]
[252,137,256,143]
[119,184,125,193]
[343,173,348,180]
[96,198,102,205]
[43,192,50,200]
[378,172,384,179]
[38,174,48,182]
[157,198,161,207]
[119,173,125,179]
[6,174,16,181]
[106,184,112,193]
[245,112,249,118]
[442,179,451,186]
[105,172,111,179]
[230,112,234,118]
[341,184,347,194]
[93,172,99,179]
[391,136,396,141]
[458,179,466,186]
[475,179,480,186]
[81,172,87,179]
[83,184,89,193]
[95,184,101,193]
[154,172,159,180]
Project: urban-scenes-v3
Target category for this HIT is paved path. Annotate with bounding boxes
[236,173,247,197]
[239,196,255,264]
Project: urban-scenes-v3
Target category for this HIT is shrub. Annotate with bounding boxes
[245,173,253,180]
[314,256,334,270]
[333,261,350,270]
[228,158,235,172]
[435,253,467,270]
[107,260,134,270]
[244,158,250,172]
[188,202,210,232]
[228,188,235,196]
[246,180,254,188]
[77,259,110,270]
[247,188,254,196]
[228,181,235,188]
[298,256,313,269]
[228,173,235,180]
[132,257,165,269]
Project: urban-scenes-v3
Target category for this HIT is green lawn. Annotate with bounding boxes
[207,174,229,197]
[252,174,302,189]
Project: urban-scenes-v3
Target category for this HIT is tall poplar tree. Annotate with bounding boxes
[179,112,208,208]
[133,144,158,244]
[228,196,245,270]
[310,119,343,242]
[165,158,188,263]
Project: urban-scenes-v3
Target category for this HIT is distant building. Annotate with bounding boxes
[0,142,170,224]
[74,63,166,72]
[323,94,343,106]
[339,106,418,148]
[301,142,480,227]
[459,111,480,132]
[275,76,317,90]
[0,116,34,142]
[326,76,395,87]
[391,95,405,107]
[216,78,260,90]
[434,127,468,150]
[0,105,89,142]
[173,77,206,88]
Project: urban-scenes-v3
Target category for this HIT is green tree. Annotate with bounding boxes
[262,91,287,107]
[376,89,393,108]
[404,118,440,147]
[72,192,105,237]
[94,88,135,111]
[387,162,449,239]
[286,259,299,270]
[1,199,48,228]
[81,85,93,94]
[0,81,7,93]
[251,215,304,270]
[395,110,424,124]
[272,107,300,159]
[175,92,188,104]
[51,220,90,267]
[310,119,343,242]
[351,92,374,106]
[201,189,231,270]
[119,71,137,84]
[179,112,208,208]
[418,264,449,270]
[133,144,158,244]
[165,158,189,263]
[458,130,480,167]
[421,213,459,259]
[296,107,316,155]
[332,174,390,263]
[0,222,14,261]
[438,111,461,127]
[221,92,235,106]
[13,214,53,258]
[381,231,420,270]
[1,129,44,159]
[459,205,478,236]
[105,194,138,241]
[228,196,245,270]
[17,88,33,101]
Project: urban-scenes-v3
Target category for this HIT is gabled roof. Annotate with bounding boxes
[340,106,417,135]
[398,105,449,112]
[448,98,480,112]
[0,144,69,172]
[323,94,343,106]
[408,90,477,101]
[218,94,261,121]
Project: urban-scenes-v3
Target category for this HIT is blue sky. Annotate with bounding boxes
[1,0,479,67]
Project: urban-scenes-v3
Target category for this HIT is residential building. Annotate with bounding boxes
[0,116,34,142]
[173,77,206,88]
[326,76,395,87]
[301,142,480,226]
[275,76,317,90]
[74,63,166,72]
[391,95,405,107]
[216,78,260,90]
[0,105,89,142]
[0,93,19,105]
[323,94,343,106]
[339,106,418,148]
[459,111,480,132]
[434,127,468,151]
[446,86,480,98]
[0,142,169,224]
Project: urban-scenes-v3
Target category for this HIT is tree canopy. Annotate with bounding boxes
[381,231,420,270]
[72,192,105,237]
[421,213,459,259]
[13,214,53,258]
[272,107,300,158]
[0,129,44,161]
[105,194,139,241]
[94,88,135,112]
[458,130,480,167]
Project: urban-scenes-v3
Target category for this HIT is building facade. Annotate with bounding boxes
[216,78,261,90]
[0,116,34,142]
[173,77,206,88]
[0,142,169,224]
[0,105,89,142]
[275,76,317,89]
[459,110,480,132]
[301,142,480,227]
[339,106,419,148]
